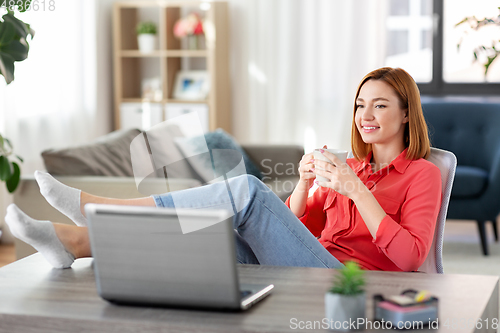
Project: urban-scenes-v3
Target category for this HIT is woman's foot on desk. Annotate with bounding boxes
[5,204,75,269]
[35,170,88,227]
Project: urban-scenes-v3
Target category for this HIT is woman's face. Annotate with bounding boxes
[355,79,408,148]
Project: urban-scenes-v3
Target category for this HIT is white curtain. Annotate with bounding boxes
[230,0,388,152]
[0,0,103,173]
[0,0,112,241]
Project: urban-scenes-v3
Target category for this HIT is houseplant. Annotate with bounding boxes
[0,1,35,84]
[455,7,500,78]
[0,2,30,192]
[325,261,366,331]
[136,21,157,53]
[0,134,22,193]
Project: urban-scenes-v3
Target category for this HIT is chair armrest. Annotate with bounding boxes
[241,144,304,179]
[12,175,201,259]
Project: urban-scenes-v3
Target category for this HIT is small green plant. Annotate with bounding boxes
[329,261,365,296]
[0,134,22,193]
[136,21,157,35]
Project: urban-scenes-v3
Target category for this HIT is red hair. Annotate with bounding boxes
[351,67,430,161]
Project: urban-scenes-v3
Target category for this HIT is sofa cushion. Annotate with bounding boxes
[175,129,263,183]
[143,123,202,181]
[42,129,141,177]
[451,165,488,198]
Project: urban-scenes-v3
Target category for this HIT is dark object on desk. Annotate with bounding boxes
[422,98,500,255]
[374,289,439,329]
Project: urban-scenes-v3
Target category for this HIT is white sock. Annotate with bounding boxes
[35,170,87,227]
[5,204,75,269]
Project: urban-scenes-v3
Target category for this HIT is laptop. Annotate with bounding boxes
[85,204,274,311]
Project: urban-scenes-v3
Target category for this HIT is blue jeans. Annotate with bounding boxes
[152,175,343,269]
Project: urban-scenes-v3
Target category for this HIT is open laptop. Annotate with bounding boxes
[85,204,274,311]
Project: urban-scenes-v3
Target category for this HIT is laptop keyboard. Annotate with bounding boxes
[240,290,252,298]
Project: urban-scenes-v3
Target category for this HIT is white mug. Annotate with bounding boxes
[313,149,348,183]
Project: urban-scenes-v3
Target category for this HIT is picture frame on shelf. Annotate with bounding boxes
[173,70,210,100]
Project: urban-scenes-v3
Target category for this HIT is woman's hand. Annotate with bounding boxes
[289,145,327,218]
[313,149,367,200]
[298,145,327,190]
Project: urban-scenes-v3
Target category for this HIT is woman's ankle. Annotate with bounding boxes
[53,224,90,259]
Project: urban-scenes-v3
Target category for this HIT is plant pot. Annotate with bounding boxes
[138,34,156,53]
[324,292,366,331]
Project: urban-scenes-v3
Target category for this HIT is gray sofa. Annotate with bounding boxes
[13,128,304,259]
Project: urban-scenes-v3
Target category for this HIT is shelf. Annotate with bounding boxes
[166,99,208,104]
[114,1,230,132]
[120,50,208,57]
[165,50,207,57]
[120,50,163,57]
[121,99,208,104]
[122,98,163,103]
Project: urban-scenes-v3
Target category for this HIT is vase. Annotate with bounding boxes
[324,292,366,331]
[138,34,156,53]
[188,35,199,50]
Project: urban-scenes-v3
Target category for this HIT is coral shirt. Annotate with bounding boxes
[285,148,441,272]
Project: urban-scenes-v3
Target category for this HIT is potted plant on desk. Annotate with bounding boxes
[325,261,366,331]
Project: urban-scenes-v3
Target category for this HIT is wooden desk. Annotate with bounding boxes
[0,254,497,332]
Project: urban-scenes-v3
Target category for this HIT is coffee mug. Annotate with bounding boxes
[313,149,348,183]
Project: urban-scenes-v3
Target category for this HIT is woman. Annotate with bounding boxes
[6,67,441,271]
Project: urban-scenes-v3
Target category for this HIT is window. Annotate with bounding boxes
[385,0,434,83]
[385,0,500,95]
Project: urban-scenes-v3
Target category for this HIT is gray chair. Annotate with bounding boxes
[418,148,457,274]
[422,100,500,255]
[347,148,456,273]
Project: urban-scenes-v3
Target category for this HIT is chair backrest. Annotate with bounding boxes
[418,147,457,273]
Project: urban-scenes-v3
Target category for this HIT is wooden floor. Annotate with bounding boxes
[0,243,16,268]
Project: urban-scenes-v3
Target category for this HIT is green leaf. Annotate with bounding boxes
[2,39,28,62]
[455,17,468,27]
[0,134,3,150]
[0,20,16,46]
[25,23,35,39]
[2,13,32,40]
[18,0,32,13]
[6,161,20,193]
[15,155,23,163]
[329,261,365,295]
[0,155,12,181]
[0,51,15,84]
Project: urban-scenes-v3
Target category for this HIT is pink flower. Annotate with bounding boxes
[173,13,204,38]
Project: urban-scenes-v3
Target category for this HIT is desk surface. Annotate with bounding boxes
[0,254,497,333]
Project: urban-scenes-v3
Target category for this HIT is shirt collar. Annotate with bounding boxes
[358,148,411,174]
[391,148,412,173]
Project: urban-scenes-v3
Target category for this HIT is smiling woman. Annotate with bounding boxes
[5,67,442,273]
[352,67,431,165]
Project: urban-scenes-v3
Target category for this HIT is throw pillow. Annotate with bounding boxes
[174,129,263,183]
[42,129,142,176]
